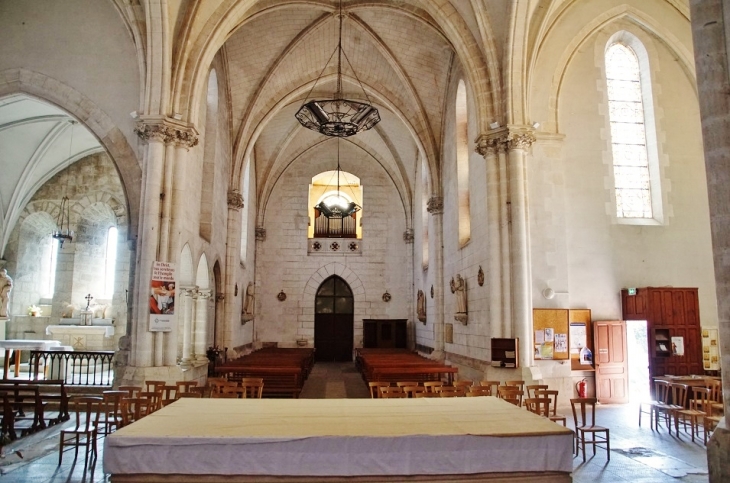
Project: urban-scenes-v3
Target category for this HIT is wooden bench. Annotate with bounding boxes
[216,366,303,398]
[0,379,69,431]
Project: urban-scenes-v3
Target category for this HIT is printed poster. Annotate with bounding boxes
[149,261,176,332]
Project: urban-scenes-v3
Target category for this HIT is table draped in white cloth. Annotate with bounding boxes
[104,397,573,482]
[0,339,61,378]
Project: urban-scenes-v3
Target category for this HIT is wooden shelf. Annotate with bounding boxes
[491,338,519,368]
[653,328,671,357]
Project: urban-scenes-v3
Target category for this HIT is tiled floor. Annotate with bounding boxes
[0,362,711,482]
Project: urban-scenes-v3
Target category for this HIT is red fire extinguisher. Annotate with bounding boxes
[576,379,587,398]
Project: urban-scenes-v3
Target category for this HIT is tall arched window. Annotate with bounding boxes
[103,226,118,298]
[456,80,470,244]
[605,37,660,221]
[240,159,251,264]
[199,69,218,240]
[41,238,59,298]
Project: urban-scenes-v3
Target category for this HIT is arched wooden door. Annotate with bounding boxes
[314,276,354,362]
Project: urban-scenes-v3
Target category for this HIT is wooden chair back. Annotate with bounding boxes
[402,385,427,398]
[526,384,548,398]
[121,397,149,425]
[240,378,264,398]
[668,383,688,409]
[524,397,551,417]
[59,396,103,465]
[176,381,198,394]
[100,390,127,434]
[453,380,473,390]
[467,387,492,397]
[570,397,599,428]
[178,391,203,398]
[160,385,178,405]
[138,391,161,412]
[368,381,391,398]
[379,386,404,397]
[504,380,525,390]
[118,385,141,398]
[414,391,438,398]
[478,381,500,396]
[653,379,670,403]
[497,386,523,406]
[423,381,444,393]
[396,381,419,388]
[438,386,466,397]
[145,380,165,393]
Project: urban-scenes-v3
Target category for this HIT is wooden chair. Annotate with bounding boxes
[570,398,610,462]
[59,396,102,466]
[99,390,126,434]
[402,385,426,398]
[240,378,264,398]
[160,385,178,406]
[704,399,724,445]
[414,391,438,398]
[708,379,724,416]
[438,386,466,397]
[453,380,473,390]
[526,384,548,398]
[138,391,162,413]
[535,389,567,426]
[145,380,166,393]
[176,381,198,394]
[118,385,141,398]
[504,380,525,391]
[478,380,500,396]
[675,386,710,442]
[206,377,229,395]
[396,381,419,388]
[467,387,492,397]
[121,397,149,426]
[650,380,673,430]
[368,382,391,398]
[639,379,666,429]
[178,391,203,398]
[423,381,444,393]
[497,386,523,406]
[379,386,406,398]
[524,397,551,417]
[666,383,689,434]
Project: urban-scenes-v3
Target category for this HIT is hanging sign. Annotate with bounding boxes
[149,261,176,332]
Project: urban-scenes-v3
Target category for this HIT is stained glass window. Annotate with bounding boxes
[606,43,652,218]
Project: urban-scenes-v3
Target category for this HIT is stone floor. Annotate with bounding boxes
[0,362,711,482]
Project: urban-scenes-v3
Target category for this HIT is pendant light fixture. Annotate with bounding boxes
[295,0,380,137]
[51,120,75,247]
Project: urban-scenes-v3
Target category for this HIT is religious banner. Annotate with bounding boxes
[149,261,176,332]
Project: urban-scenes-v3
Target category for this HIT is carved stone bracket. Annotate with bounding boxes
[134,116,199,149]
[427,196,444,214]
[255,227,266,241]
[403,228,414,243]
[227,190,244,210]
[475,126,536,156]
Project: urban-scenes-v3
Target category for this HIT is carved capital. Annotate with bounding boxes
[507,132,536,151]
[196,289,212,300]
[426,196,444,214]
[255,227,266,241]
[475,134,507,156]
[403,229,414,243]
[134,116,199,149]
[227,190,244,210]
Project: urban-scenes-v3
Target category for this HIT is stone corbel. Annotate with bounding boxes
[426,196,444,214]
[255,227,266,241]
[403,228,414,243]
[227,190,244,210]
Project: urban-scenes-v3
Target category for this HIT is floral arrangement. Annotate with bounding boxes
[27,305,41,316]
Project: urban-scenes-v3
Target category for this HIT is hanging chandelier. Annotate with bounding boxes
[52,120,75,247]
[295,0,380,137]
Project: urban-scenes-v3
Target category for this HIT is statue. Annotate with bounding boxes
[241,282,255,322]
[0,268,12,319]
[450,274,467,324]
[416,289,426,323]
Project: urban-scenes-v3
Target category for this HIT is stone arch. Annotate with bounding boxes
[540,5,696,134]
[0,69,142,239]
[179,244,195,286]
[196,253,210,289]
[302,263,365,301]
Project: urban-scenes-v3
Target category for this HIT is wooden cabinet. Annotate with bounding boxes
[491,338,519,368]
[362,319,407,349]
[621,287,702,380]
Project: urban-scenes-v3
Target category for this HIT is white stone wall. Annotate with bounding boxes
[255,143,410,350]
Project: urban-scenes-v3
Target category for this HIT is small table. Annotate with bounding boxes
[0,340,61,379]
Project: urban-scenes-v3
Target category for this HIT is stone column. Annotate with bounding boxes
[225,190,244,349]
[476,135,505,339]
[498,143,512,338]
[506,130,536,369]
[689,2,730,479]
[193,289,211,363]
[427,196,445,360]
[131,121,167,367]
[180,286,196,367]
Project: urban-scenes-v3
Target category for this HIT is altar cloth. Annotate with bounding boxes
[104,397,573,478]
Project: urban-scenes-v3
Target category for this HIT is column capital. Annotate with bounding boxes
[426,196,444,214]
[227,189,244,210]
[196,289,212,299]
[475,126,536,156]
[134,116,199,149]
[403,228,414,243]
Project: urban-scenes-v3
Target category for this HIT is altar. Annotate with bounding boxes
[0,339,61,379]
[45,325,115,351]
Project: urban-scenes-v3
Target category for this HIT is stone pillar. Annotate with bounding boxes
[498,144,512,337]
[135,117,198,368]
[689,2,730,480]
[180,286,196,367]
[506,130,536,369]
[225,190,245,349]
[193,289,211,363]
[477,135,505,340]
[52,242,76,320]
[427,196,445,360]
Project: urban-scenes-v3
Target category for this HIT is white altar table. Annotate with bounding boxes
[45,325,115,350]
[0,339,60,379]
[104,397,573,483]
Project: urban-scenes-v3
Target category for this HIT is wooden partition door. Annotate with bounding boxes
[594,320,628,404]
[314,276,354,362]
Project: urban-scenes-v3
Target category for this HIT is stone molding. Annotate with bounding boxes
[426,196,444,214]
[227,190,244,210]
[134,116,199,149]
[255,227,266,241]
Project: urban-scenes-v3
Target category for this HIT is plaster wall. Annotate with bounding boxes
[255,143,410,351]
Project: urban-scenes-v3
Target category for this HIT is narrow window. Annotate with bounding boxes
[456,80,470,244]
[606,43,652,219]
[41,238,59,298]
[240,159,251,264]
[104,226,118,298]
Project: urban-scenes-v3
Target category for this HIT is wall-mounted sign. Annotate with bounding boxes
[149,261,175,332]
[627,287,637,296]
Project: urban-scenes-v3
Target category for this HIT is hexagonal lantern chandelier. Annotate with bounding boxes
[295,0,380,137]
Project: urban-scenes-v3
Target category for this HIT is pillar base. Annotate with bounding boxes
[708,419,730,482]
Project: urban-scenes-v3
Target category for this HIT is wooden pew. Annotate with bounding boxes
[216,366,303,398]
[0,379,69,429]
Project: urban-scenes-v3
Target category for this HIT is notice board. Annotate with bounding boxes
[532,309,569,360]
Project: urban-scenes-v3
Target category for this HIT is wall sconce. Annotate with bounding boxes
[542,288,555,300]
[382,291,391,302]
[277,290,287,301]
